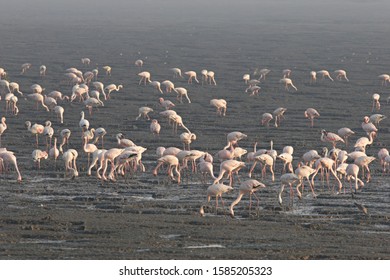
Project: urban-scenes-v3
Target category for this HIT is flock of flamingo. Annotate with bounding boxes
[0,58,388,218]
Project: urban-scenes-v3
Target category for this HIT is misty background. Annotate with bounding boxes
[0,0,389,27]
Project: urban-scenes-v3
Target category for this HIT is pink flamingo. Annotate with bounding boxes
[0,117,7,147]
[334,70,349,81]
[304,108,320,127]
[338,127,355,147]
[223,131,247,150]
[184,71,199,84]
[200,183,233,216]
[210,99,227,116]
[213,159,246,186]
[229,179,266,217]
[150,119,161,136]
[0,149,22,182]
[153,155,181,184]
[321,129,344,148]
[278,173,300,206]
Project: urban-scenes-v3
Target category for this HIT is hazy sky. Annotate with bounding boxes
[0,0,389,27]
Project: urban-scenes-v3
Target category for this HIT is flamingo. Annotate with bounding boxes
[83,128,95,144]
[354,131,376,152]
[102,66,111,76]
[301,150,321,167]
[210,99,227,116]
[59,129,71,153]
[278,173,300,206]
[135,59,143,69]
[197,157,217,184]
[135,107,153,120]
[280,78,297,91]
[25,121,44,147]
[180,132,196,150]
[282,69,291,78]
[0,117,7,147]
[32,149,48,169]
[171,67,182,78]
[43,120,54,151]
[345,164,364,193]
[317,70,334,81]
[81,58,91,65]
[251,153,275,181]
[311,155,343,193]
[372,93,380,111]
[10,96,19,116]
[0,150,22,182]
[378,148,389,173]
[83,136,98,167]
[172,87,190,103]
[257,68,271,81]
[84,97,104,115]
[304,108,320,127]
[0,80,11,94]
[213,159,246,186]
[153,155,181,184]
[49,137,60,164]
[378,74,390,86]
[62,149,79,178]
[207,71,217,85]
[93,127,107,148]
[30,84,45,94]
[246,85,261,96]
[87,149,107,177]
[21,63,32,74]
[116,133,135,148]
[261,113,273,127]
[150,119,161,136]
[294,164,316,199]
[48,91,68,101]
[138,71,151,85]
[92,82,107,100]
[201,69,208,85]
[83,71,94,84]
[184,71,199,84]
[168,114,191,134]
[321,129,345,148]
[54,106,64,124]
[9,82,23,96]
[278,152,294,173]
[243,74,250,84]
[100,148,125,181]
[159,97,175,110]
[338,127,355,147]
[161,80,176,93]
[361,116,378,135]
[273,107,287,128]
[223,131,247,150]
[369,114,386,127]
[334,70,349,81]
[309,71,317,84]
[44,95,57,110]
[26,93,50,111]
[79,111,90,131]
[105,84,123,99]
[150,81,163,93]
[200,183,233,216]
[40,65,47,77]
[229,179,266,217]
[354,156,375,183]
